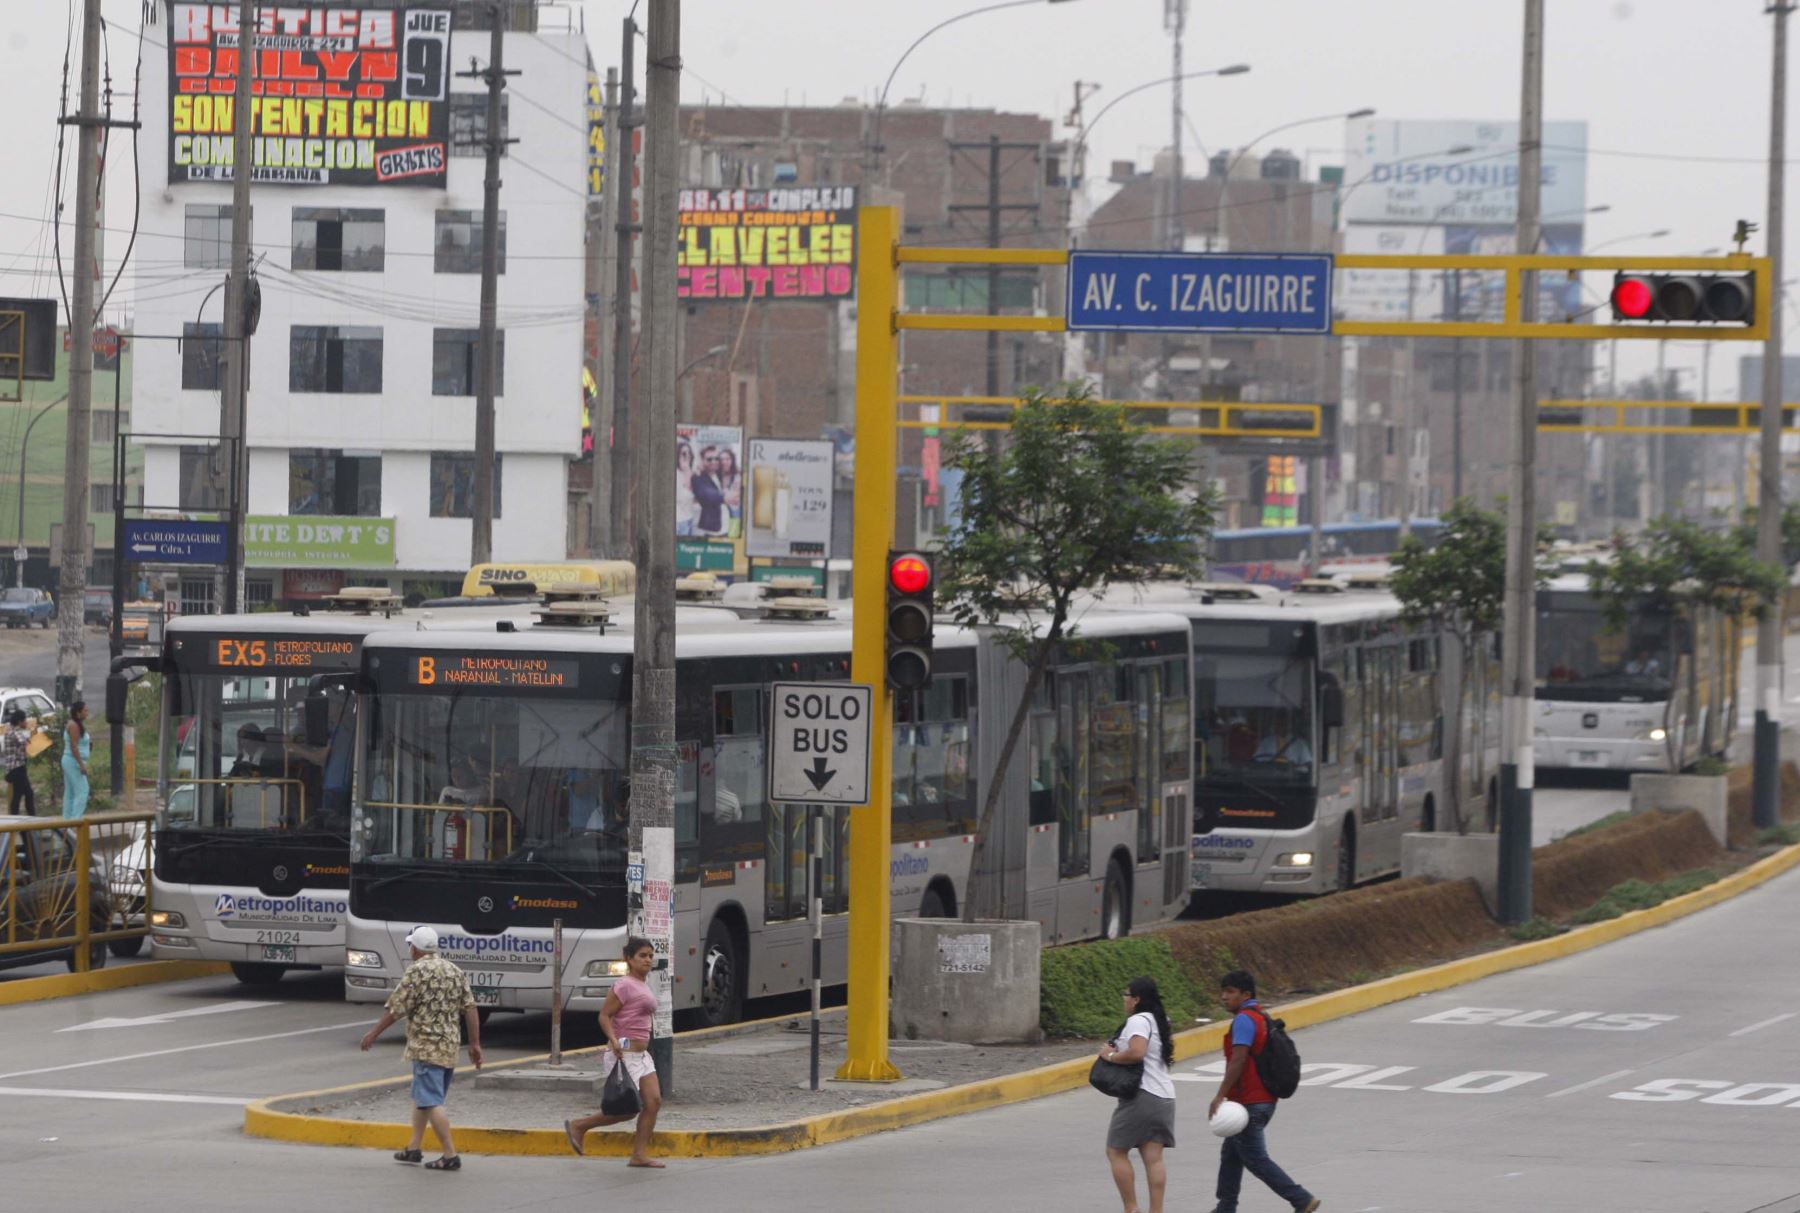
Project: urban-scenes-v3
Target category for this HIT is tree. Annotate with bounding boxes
[936,385,1217,923]
[1587,518,1785,767]
[1388,498,1553,833]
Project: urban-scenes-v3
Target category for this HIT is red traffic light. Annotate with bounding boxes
[889,553,931,595]
[1612,276,1654,319]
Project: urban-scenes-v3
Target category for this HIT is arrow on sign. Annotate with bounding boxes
[56,1000,276,1032]
[804,757,836,792]
[129,543,159,555]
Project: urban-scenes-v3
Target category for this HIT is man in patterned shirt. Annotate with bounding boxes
[359,925,483,1171]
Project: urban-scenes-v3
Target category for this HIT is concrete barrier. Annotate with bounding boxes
[890,918,1042,1044]
[1631,773,1729,846]
[1401,831,1500,914]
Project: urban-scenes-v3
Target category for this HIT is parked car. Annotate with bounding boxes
[83,588,114,629]
[106,826,148,958]
[0,586,54,629]
[0,817,112,973]
[0,687,57,731]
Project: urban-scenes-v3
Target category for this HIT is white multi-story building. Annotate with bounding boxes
[134,2,590,606]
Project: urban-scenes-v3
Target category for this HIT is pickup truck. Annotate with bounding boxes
[0,587,54,629]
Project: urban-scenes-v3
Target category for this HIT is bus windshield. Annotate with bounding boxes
[1195,653,1315,783]
[164,671,355,833]
[1537,593,1675,702]
[355,692,630,872]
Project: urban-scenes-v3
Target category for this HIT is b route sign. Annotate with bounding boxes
[1066,251,1334,334]
[767,681,873,807]
[122,518,229,565]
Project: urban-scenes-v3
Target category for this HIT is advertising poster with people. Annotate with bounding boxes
[744,439,833,560]
[677,424,743,571]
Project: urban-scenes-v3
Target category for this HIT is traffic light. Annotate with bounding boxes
[1610,272,1754,324]
[885,550,934,691]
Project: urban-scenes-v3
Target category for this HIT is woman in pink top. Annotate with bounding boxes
[565,936,664,1166]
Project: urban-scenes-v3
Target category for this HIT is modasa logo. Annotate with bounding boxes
[510,895,579,911]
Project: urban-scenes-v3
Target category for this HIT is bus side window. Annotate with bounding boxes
[711,688,764,827]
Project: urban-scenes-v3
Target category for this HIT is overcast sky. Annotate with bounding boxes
[0,0,1788,393]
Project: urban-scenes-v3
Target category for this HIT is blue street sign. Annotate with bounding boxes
[122,519,229,566]
[1066,251,1334,334]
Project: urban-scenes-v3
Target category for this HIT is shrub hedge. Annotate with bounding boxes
[1039,934,1213,1040]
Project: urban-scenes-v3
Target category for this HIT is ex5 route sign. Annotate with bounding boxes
[767,681,873,807]
[1066,251,1334,334]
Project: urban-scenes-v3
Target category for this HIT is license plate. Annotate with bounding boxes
[1572,750,1606,767]
[473,986,501,1007]
[261,944,296,963]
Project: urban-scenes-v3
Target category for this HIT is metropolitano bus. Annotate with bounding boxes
[342,606,1193,1026]
[1535,572,1740,772]
[1097,578,1499,895]
[136,590,526,984]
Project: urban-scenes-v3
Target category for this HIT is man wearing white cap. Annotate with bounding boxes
[359,925,483,1171]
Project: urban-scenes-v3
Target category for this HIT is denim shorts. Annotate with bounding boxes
[411,1061,454,1109]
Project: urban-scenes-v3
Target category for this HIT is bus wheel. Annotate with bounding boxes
[699,918,743,1028]
[1485,780,1499,832]
[919,884,951,919]
[1421,795,1436,834]
[1101,861,1130,940]
[108,935,145,959]
[230,962,286,986]
[1336,823,1356,892]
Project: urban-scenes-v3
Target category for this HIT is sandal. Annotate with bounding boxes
[424,1156,461,1171]
[564,1119,584,1156]
[393,1148,423,1164]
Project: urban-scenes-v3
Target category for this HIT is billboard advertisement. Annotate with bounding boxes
[168,4,452,187]
[1341,118,1588,227]
[244,515,396,568]
[677,424,742,540]
[744,439,833,559]
[677,186,858,302]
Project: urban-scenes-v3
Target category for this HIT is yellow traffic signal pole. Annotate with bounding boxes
[839,205,902,1083]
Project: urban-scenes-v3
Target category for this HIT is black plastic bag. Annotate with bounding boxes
[601,1059,641,1117]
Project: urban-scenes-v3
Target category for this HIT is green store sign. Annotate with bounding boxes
[244,516,397,568]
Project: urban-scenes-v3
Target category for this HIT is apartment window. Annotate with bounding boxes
[432,328,505,396]
[429,452,503,518]
[184,204,244,269]
[246,579,275,610]
[182,322,224,391]
[292,207,385,272]
[449,94,510,158]
[179,445,223,511]
[434,209,506,274]
[90,484,115,513]
[289,450,382,516]
[92,410,129,443]
[289,326,383,394]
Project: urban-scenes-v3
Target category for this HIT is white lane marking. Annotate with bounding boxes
[0,1085,248,1106]
[1546,1068,1636,1098]
[1730,1013,1797,1038]
[57,1000,278,1033]
[0,1018,379,1081]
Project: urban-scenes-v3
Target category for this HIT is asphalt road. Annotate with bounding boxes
[3,847,1797,1210]
[0,621,114,700]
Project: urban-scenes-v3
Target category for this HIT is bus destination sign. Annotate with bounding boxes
[412,654,579,689]
[177,634,361,672]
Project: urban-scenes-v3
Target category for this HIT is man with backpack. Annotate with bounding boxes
[1208,970,1320,1213]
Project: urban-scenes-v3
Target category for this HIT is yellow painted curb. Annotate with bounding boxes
[0,960,230,1007]
[244,841,1800,1158]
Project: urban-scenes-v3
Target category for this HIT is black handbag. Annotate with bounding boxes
[1089,1023,1144,1100]
[601,1057,642,1117]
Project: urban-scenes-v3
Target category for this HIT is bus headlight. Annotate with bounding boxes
[1647,727,1667,742]
[1274,852,1314,868]
[150,910,186,929]
[584,959,630,978]
[346,950,384,969]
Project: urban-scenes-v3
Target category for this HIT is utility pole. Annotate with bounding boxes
[1497,0,1544,925]
[1451,268,1465,502]
[1654,338,1667,517]
[986,134,1002,395]
[54,0,104,703]
[217,0,255,616]
[460,5,517,567]
[588,67,620,558]
[631,0,679,1090]
[1755,0,1793,831]
[610,18,639,558]
[1167,0,1185,255]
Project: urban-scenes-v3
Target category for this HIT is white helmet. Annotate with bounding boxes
[1210,1100,1250,1138]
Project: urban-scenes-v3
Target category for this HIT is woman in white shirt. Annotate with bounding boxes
[1099,976,1178,1213]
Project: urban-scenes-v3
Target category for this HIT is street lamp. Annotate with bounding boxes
[15,397,64,588]
[868,0,1086,172]
[679,344,730,381]
[1071,64,1252,175]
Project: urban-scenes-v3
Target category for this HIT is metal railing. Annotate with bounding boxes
[896,393,1322,438]
[363,801,516,860]
[172,778,309,830]
[0,810,153,972]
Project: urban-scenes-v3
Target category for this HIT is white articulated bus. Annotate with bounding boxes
[343,606,1193,1026]
[1535,573,1739,772]
[1097,580,1497,895]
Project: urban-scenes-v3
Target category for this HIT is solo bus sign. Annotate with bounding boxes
[168,4,453,187]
